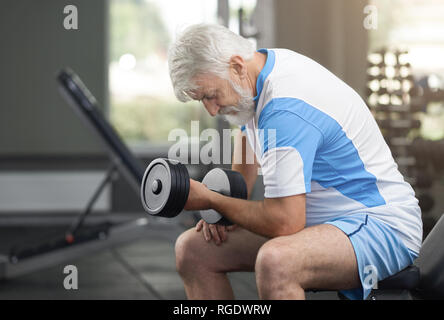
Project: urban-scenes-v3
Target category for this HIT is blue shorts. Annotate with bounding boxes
[325,213,418,300]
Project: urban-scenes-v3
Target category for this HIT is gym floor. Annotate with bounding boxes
[0,216,337,300]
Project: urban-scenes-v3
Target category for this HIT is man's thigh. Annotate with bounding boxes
[176,226,268,273]
[261,223,360,290]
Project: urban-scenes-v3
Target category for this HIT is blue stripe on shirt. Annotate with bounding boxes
[258,97,386,207]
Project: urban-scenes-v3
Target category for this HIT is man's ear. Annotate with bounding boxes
[229,55,247,79]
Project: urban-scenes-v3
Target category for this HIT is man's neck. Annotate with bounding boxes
[246,51,267,97]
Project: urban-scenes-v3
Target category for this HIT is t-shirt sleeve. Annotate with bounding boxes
[259,106,323,198]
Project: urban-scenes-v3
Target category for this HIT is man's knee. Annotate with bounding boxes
[255,238,309,287]
[255,240,292,283]
[175,228,202,276]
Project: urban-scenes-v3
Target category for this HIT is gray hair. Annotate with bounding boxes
[167,23,256,102]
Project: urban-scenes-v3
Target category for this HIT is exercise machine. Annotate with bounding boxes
[0,68,151,280]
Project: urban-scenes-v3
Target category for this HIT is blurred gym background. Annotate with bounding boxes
[0,0,443,299]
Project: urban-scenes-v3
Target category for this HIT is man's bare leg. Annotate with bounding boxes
[175,227,267,299]
[255,224,360,299]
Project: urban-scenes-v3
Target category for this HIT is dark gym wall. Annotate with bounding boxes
[0,0,108,156]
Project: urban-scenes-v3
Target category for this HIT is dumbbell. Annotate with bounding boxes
[140,158,247,225]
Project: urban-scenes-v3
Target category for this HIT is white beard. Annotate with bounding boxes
[218,81,255,126]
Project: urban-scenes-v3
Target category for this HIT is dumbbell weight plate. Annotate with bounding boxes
[174,159,190,216]
[141,158,189,218]
[199,168,247,225]
[167,160,190,216]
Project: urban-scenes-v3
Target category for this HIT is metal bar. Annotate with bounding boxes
[0,218,149,280]
[66,163,118,235]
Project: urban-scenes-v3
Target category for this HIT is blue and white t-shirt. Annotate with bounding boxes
[242,48,422,254]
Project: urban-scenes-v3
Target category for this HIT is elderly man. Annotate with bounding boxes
[168,23,422,300]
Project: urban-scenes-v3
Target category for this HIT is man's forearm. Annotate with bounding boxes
[208,191,300,238]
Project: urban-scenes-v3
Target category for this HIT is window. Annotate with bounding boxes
[369,0,444,140]
[109,0,218,145]
[228,0,258,36]
[370,0,444,75]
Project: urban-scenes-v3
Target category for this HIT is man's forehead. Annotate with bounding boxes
[187,82,217,99]
[187,73,230,99]
[193,72,229,88]
[186,88,212,100]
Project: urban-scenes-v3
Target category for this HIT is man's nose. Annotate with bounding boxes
[203,99,220,117]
